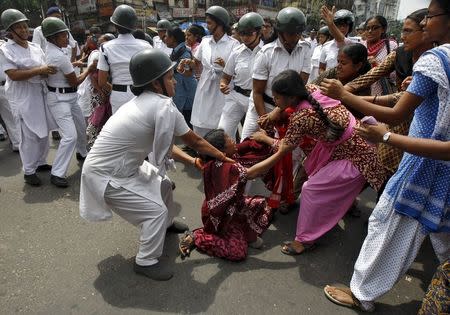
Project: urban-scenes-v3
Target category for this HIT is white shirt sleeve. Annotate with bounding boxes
[57,54,74,75]
[223,49,237,77]
[0,50,16,72]
[252,50,269,81]
[97,47,109,72]
[32,27,46,51]
[301,46,312,74]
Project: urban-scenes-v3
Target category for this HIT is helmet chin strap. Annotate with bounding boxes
[158,77,168,96]
[245,32,260,49]
[11,29,28,41]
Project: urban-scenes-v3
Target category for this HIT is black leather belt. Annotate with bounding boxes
[233,85,251,97]
[48,86,77,93]
[112,84,131,92]
[0,81,5,86]
[263,93,275,106]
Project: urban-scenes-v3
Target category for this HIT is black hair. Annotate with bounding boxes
[187,24,205,43]
[116,25,132,34]
[263,17,273,26]
[271,70,344,142]
[130,85,146,96]
[366,15,388,39]
[132,29,145,40]
[406,8,428,25]
[166,27,185,45]
[340,43,371,75]
[200,129,226,162]
[435,0,450,14]
[89,26,101,35]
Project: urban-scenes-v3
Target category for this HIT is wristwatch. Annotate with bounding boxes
[382,131,392,142]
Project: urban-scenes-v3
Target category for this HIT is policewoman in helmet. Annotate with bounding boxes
[80,49,233,281]
[179,5,239,137]
[0,9,56,186]
[319,7,356,72]
[97,5,151,114]
[43,17,95,188]
[240,7,312,140]
[153,19,173,55]
[308,26,333,83]
[217,12,265,142]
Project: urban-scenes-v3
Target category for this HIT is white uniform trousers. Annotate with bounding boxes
[0,87,20,149]
[19,120,49,175]
[218,90,249,142]
[104,176,175,266]
[350,194,450,310]
[110,89,134,115]
[241,101,275,141]
[47,91,87,177]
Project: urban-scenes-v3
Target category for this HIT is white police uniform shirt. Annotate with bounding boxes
[320,38,355,70]
[0,40,53,138]
[218,41,263,140]
[240,37,311,140]
[305,37,318,51]
[46,42,75,87]
[308,41,332,83]
[80,91,189,221]
[191,34,239,130]
[223,40,264,90]
[252,37,312,99]
[32,26,77,55]
[153,35,172,55]
[97,33,151,113]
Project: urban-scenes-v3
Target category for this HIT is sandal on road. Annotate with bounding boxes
[179,231,196,260]
[323,285,374,312]
[281,241,315,256]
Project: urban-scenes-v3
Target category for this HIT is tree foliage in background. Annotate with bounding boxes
[0,0,41,14]
[388,19,403,42]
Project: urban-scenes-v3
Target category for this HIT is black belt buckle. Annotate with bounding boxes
[47,86,77,93]
[233,85,251,97]
[112,84,128,92]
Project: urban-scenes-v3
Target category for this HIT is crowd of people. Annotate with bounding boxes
[0,0,449,312]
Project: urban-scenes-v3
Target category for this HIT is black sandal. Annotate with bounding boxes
[179,231,196,260]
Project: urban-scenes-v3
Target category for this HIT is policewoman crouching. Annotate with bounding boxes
[43,17,94,188]
[79,49,233,281]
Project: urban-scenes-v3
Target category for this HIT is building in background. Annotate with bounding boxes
[353,0,400,26]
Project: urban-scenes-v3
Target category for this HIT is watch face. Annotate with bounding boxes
[383,132,390,142]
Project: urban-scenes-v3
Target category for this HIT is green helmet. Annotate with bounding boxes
[205,6,230,27]
[110,5,137,31]
[334,9,355,32]
[130,48,176,87]
[1,9,28,31]
[318,26,331,37]
[237,12,264,32]
[156,19,172,31]
[41,17,69,38]
[275,7,306,34]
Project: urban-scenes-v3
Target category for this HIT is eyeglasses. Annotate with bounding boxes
[401,28,422,36]
[423,12,448,23]
[366,25,382,32]
[238,30,256,36]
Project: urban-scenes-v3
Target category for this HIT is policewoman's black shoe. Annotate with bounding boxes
[50,175,69,188]
[24,173,42,186]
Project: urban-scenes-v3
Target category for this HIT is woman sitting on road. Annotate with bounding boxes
[179,129,288,261]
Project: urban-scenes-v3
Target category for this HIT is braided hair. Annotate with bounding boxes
[271,70,344,142]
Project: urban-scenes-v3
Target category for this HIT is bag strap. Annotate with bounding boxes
[431,48,450,79]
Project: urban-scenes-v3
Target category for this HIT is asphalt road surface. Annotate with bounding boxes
[0,139,438,314]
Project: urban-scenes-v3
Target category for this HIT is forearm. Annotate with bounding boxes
[76,69,91,85]
[253,92,267,116]
[387,133,450,160]
[361,93,400,108]
[182,131,226,161]
[6,67,43,81]
[172,145,197,165]
[341,91,403,124]
[346,55,395,92]
[327,22,345,43]
[246,150,285,179]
